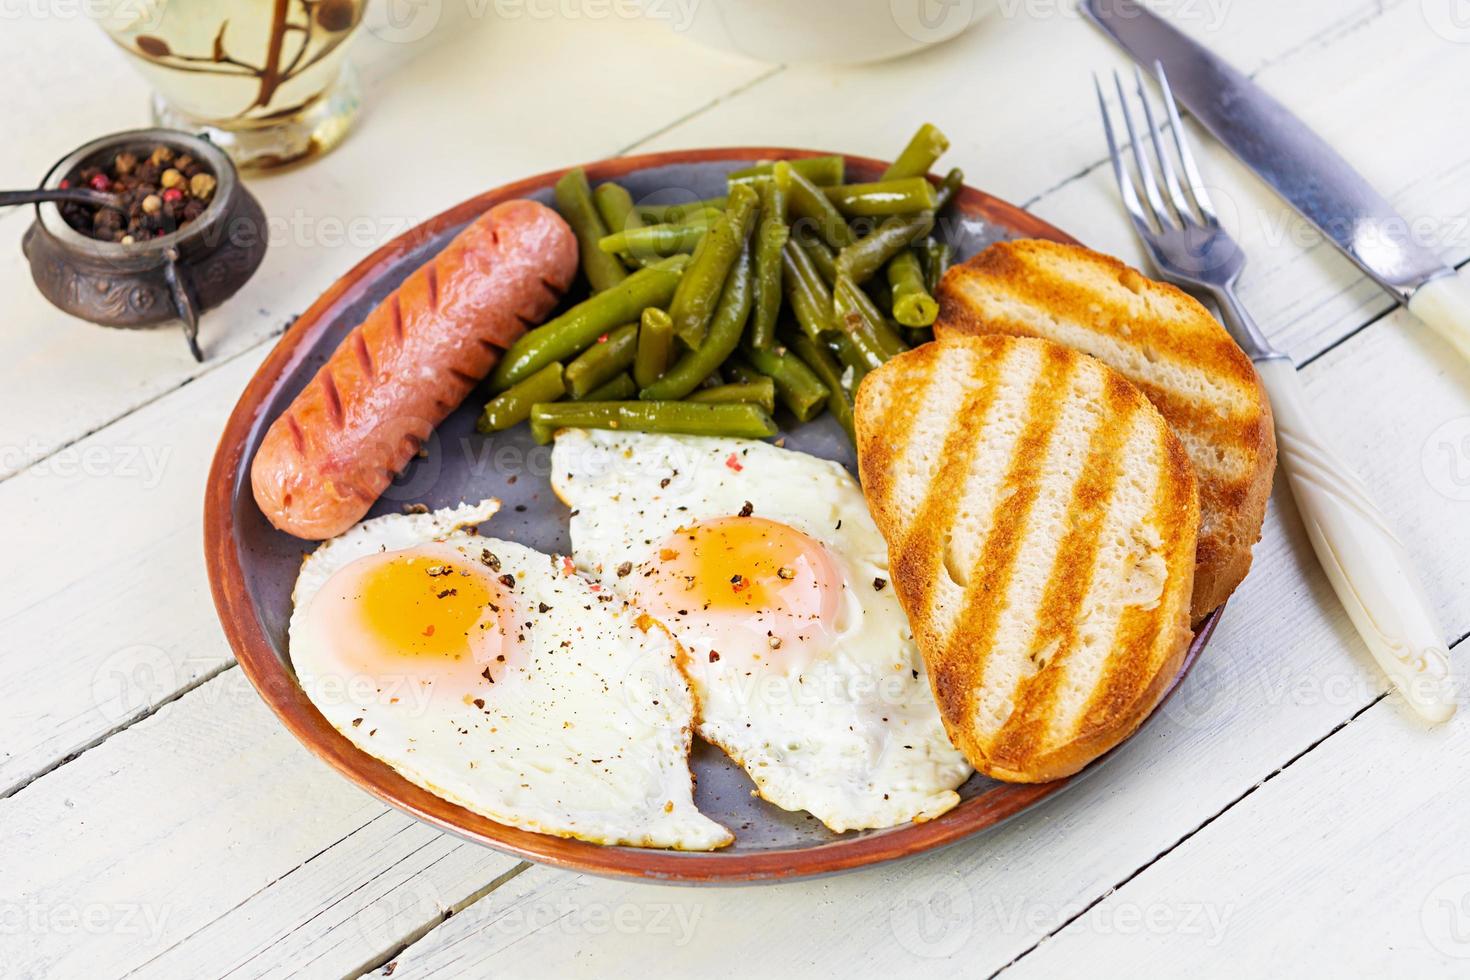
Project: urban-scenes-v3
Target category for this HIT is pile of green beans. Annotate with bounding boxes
[479,124,961,444]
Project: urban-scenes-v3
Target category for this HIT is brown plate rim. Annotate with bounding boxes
[204,146,1221,884]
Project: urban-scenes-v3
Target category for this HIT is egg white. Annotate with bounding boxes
[288,499,732,850]
[551,430,973,832]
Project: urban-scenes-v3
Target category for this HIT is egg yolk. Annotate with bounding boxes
[633,516,842,670]
[307,546,516,688]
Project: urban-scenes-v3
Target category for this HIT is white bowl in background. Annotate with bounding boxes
[644,0,991,65]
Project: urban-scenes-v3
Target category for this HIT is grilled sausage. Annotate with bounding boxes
[251,199,577,539]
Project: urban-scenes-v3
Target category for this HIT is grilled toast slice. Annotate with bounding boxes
[855,335,1199,783]
[935,239,1275,622]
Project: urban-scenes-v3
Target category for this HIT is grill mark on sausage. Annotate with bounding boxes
[388,293,405,344]
[283,412,307,456]
[478,337,500,355]
[448,367,479,387]
[423,263,440,312]
[352,332,375,377]
[319,369,345,428]
[538,276,564,302]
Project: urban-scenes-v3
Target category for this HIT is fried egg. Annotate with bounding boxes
[551,430,972,832]
[288,499,732,850]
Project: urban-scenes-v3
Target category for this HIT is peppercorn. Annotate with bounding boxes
[189,173,217,201]
[162,187,184,204]
[150,145,173,166]
[141,194,162,215]
[160,168,184,189]
[114,152,137,175]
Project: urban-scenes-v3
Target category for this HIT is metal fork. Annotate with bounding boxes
[1096,64,1456,723]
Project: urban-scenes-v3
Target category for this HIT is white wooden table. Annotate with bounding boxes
[4,2,1469,977]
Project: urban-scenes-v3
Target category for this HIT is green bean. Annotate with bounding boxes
[792,232,838,285]
[788,334,855,443]
[835,211,934,284]
[781,239,834,342]
[749,176,789,349]
[554,167,627,293]
[740,343,829,422]
[594,183,642,273]
[641,242,753,400]
[529,400,778,444]
[882,123,950,180]
[933,167,964,214]
[668,183,759,348]
[921,239,952,294]
[785,164,856,250]
[822,178,938,218]
[827,331,874,386]
[578,372,637,402]
[834,274,909,362]
[477,361,566,433]
[887,250,939,327]
[721,354,761,385]
[686,377,777,413]
[700,366,726,388]
[728,155,845,187]
[598,210,719,260]
[634,307,674,389]
[637,197,728,224]
[593,182,641,235]
[490,258,688,390]
[564,323,638,398]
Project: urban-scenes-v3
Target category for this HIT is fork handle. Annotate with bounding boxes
[1409,266,1470,362]
[1255,358,1456,722]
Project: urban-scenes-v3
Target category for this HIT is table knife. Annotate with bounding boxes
[1082,0,1470,360]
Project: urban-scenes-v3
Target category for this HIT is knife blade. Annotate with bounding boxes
[1082,0,1470,357]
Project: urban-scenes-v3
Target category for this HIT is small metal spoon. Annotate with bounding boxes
[0,187,126,210]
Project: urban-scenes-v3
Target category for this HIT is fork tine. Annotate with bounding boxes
[1112,70,1172,229]
[1133,64,1195,226]
[1093,73,1154,237]
[1154,61,1219,226]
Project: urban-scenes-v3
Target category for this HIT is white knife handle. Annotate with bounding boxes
[1255,358,1456,722]
[1409,266,1470,362]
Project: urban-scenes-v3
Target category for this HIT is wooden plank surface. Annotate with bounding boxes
[2,1,1467,976]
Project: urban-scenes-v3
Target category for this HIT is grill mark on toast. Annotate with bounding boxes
[942,344,1074,738]
[1076,424,1198,744]
[937,238,1273,626]
[986,377,1134,768]
[894,346,1004,713]
[854,345,937,527]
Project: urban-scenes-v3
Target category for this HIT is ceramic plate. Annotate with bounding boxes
[205,148,1219,883]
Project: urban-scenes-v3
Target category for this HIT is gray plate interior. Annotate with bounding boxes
[233,160,1032,855]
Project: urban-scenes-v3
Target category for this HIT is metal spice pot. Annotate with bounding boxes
[22,128,268,361]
